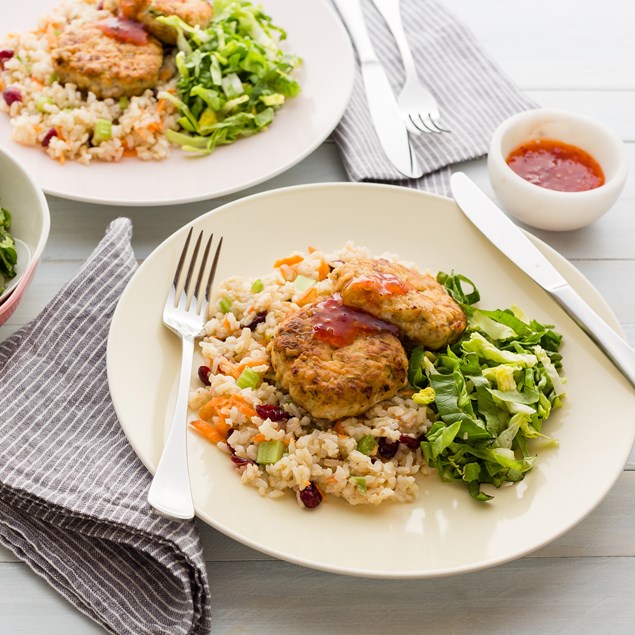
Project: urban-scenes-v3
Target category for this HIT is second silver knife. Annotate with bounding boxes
[331,0,422,179]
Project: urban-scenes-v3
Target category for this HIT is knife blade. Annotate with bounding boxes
[331,0,422,179]
[450,171,635,389]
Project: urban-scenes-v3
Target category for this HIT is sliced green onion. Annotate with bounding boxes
[256,439,285,464]
[357,435,377,456]
[92,118,112,144]
[236,367,260,389]
[119,96,129,110]
[251,279,264,293]
[293,275,315,293]
[219,297,232,313]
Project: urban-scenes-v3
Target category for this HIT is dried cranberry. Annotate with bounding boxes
[244,311,267,330]
[96,1,104,9]
[198,365,211,386]
[256,404,290,422]
[41,128,58,147]
[298,482,322,509]
[230,454,254,467]
[399,434,419,450]
[378,437,399,459]
[3,87,22,106]
[0,50,14,69]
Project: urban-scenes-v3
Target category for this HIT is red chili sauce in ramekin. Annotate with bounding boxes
[506,139,605,192]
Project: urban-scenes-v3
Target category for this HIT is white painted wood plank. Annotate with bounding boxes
[444,0,635,90]
[526,91,635,141]
[204,557,635,634]
[0,564,105,633]
[1,557,634,634]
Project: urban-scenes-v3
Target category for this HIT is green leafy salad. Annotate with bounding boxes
[0,207,17,296]
[411,272,566,501]
[158,0,301,154]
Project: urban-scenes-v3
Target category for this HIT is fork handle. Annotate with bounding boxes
[332,0,379,64]
[147,334,195,520]
[369,0,418,80]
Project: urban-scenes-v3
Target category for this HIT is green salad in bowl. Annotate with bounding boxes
[0,207,17,297]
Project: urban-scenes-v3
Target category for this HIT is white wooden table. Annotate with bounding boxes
[1,1,634,632]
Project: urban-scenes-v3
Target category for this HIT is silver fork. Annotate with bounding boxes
[369,0,450,135]
[147,228,223,521]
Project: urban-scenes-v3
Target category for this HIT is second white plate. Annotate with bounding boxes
[0,0,354,206]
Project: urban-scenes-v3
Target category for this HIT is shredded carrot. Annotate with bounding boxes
[157,98,166,114]
[229,394,257,419]
[274,254,303,268]
[147,120,163,133]
[307,246,318,254]
[326,477,338,484]
[198,395,231,421]
[296,285,317,307]
[252,433,266,443]
[122,148,137,158]
[334,421,348,437]
[317,259,330,281]
[191,419,227,445]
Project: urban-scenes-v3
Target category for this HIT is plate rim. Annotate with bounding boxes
[107,182,635,578]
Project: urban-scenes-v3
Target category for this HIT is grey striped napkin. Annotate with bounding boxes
[331,0,536,194]
[0,219,211,634]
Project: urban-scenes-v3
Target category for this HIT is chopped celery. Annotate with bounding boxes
[353,476,367,492]
[35,96,53,112]
[219,297,231,313]
[357,435,377,456]
[256,439,285,464]
[92,118,112,144]
[236,367,260,389]
[119,96,129,110]
[293,275,315,293]
[251,278,264,293]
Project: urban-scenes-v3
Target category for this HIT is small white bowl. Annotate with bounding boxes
[488,109,628,231]
[0,146,50,327]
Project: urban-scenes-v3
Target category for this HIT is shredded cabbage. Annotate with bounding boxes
[158,0,301,155]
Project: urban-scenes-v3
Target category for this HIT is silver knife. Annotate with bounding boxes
[331,0,422,179]
[450,172,635,389]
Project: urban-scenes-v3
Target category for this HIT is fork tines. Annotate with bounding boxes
[172,228,223,313]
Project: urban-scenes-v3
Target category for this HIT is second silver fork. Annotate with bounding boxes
[370,0,450,135]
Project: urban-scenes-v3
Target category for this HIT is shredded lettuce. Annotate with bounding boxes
[159,0,301,155]
[412,271,566,501]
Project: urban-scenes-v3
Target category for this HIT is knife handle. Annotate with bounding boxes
[550,283,635,389]
[369,0,417,77]
[331,0,379,64]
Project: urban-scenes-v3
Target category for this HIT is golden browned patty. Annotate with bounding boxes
[331,258,467,350]
[108,0,214,44]
[52,21,163,99]
[269,305,408,421]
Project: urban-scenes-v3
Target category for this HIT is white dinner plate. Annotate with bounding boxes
[107,184,635,578]
[0,1,354,206]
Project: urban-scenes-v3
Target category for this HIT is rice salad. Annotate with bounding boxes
[0,0,179,163]
[0,0,301,164]
[189,244,434,509]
